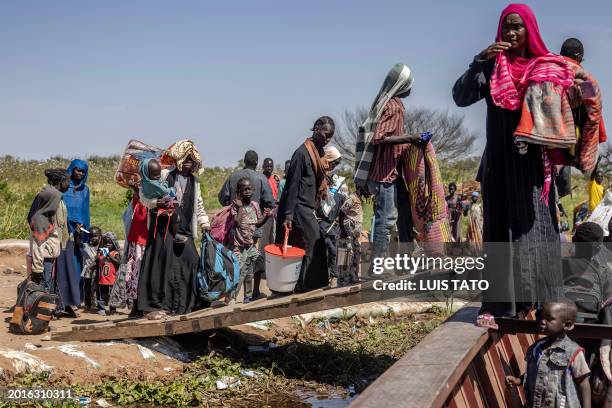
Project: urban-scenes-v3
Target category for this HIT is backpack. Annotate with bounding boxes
[196,233,240,302]
[10,279,58,335]
[209,206,235,244]
[562,258,603,321]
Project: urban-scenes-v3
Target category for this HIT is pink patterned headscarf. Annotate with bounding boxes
[489,4,574,111]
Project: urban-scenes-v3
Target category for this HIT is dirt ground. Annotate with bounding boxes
[0,246,186,384]
[0,243,286,386]
[0,241,448,392]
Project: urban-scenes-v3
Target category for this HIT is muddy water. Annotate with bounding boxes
[130,392,355,407]
[263,389,356,408]
[226,394,355,408]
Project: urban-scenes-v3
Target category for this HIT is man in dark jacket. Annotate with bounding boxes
[276,116,334,292]
[218,150,275,211]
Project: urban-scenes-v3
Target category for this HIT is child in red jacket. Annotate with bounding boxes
[97,232,121,316]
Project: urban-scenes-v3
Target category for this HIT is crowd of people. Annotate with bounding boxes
[24,133,364,320]
[18,3,612,405]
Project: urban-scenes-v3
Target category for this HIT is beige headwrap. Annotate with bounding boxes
[166,139,202,174]
[323,146,342,163]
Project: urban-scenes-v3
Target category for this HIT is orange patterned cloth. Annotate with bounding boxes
[563,56,606,173]
[514,82,576,151]
[402,142,452,255]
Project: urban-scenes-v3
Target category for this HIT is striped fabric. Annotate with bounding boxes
[564,57,605,173]
[514,82,576,151]
[354,64,413,187]
[490,54,575,111]
[403,143,452,255]
[368,97,407,183]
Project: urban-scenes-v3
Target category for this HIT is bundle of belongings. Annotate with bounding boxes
[115,139,165,189]
[403,142,453,255]
[115,139,203,191]
[491,42,606,205]
[563,57,607,174]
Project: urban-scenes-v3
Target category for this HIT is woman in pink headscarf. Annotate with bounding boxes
[453,4,570,328]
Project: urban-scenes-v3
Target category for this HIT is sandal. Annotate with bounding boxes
[476,313,499,330]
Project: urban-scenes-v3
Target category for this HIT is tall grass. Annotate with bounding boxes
[0,155,592,240]
[0,156,233,240]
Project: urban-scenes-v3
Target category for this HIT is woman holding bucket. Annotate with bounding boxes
[274,116,335,292]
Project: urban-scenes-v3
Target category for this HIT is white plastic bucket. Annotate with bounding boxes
[264,244,304,293]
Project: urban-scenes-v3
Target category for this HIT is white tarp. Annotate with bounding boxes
[587,190,612,236]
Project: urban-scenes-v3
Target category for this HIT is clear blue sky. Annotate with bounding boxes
[2,1,611,167]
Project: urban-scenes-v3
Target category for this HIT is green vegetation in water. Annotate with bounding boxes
[2,312,445,407]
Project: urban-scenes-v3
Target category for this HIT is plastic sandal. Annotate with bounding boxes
[476,313,499,330]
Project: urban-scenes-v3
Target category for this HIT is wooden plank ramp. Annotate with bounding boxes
[51,280,388,342]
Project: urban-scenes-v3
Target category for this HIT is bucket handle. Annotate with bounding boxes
[283,226,290,256]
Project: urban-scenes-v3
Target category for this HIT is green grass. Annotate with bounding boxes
[0,156,233,240]
[0,155,594,241]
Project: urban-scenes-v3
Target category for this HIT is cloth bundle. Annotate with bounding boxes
[402,142,452,255]
[564,57,606,173]
[115,139,164,189]
[162,139,203,174]
[354,63,413,187]
[514,81,576,152]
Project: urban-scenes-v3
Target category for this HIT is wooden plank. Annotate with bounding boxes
[472,342,506,408]
[497,317,612,339]
[351,306,489,408]
[484,338,511,407]
[500,334,518,375]
[488,333,522,408]
[446,394,459,408]
[51,282,372,341]
[459,372,481,408]
[466,365,486,408]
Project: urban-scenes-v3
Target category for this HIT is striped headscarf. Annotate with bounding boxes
[354,64,413,187]
[489,4,574,111]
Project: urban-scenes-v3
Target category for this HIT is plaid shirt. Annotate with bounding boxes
[368,97,406,183]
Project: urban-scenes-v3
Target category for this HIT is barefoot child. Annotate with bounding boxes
[96,232,121,316]
[337,190,363,286]
[80,226,101,310]
[228,178,271,303]
[506,300,591,408]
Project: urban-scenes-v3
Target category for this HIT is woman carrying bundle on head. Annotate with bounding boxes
[136,140,210,320]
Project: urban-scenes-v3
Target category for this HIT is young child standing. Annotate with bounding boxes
[506,300,591,408]
[96,232,121,316]
[337,190,363,286]
[229,178,270,304]
[80,226,101,311]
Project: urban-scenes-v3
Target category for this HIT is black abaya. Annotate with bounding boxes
[137,171,199,315]
[453,56,563,316]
